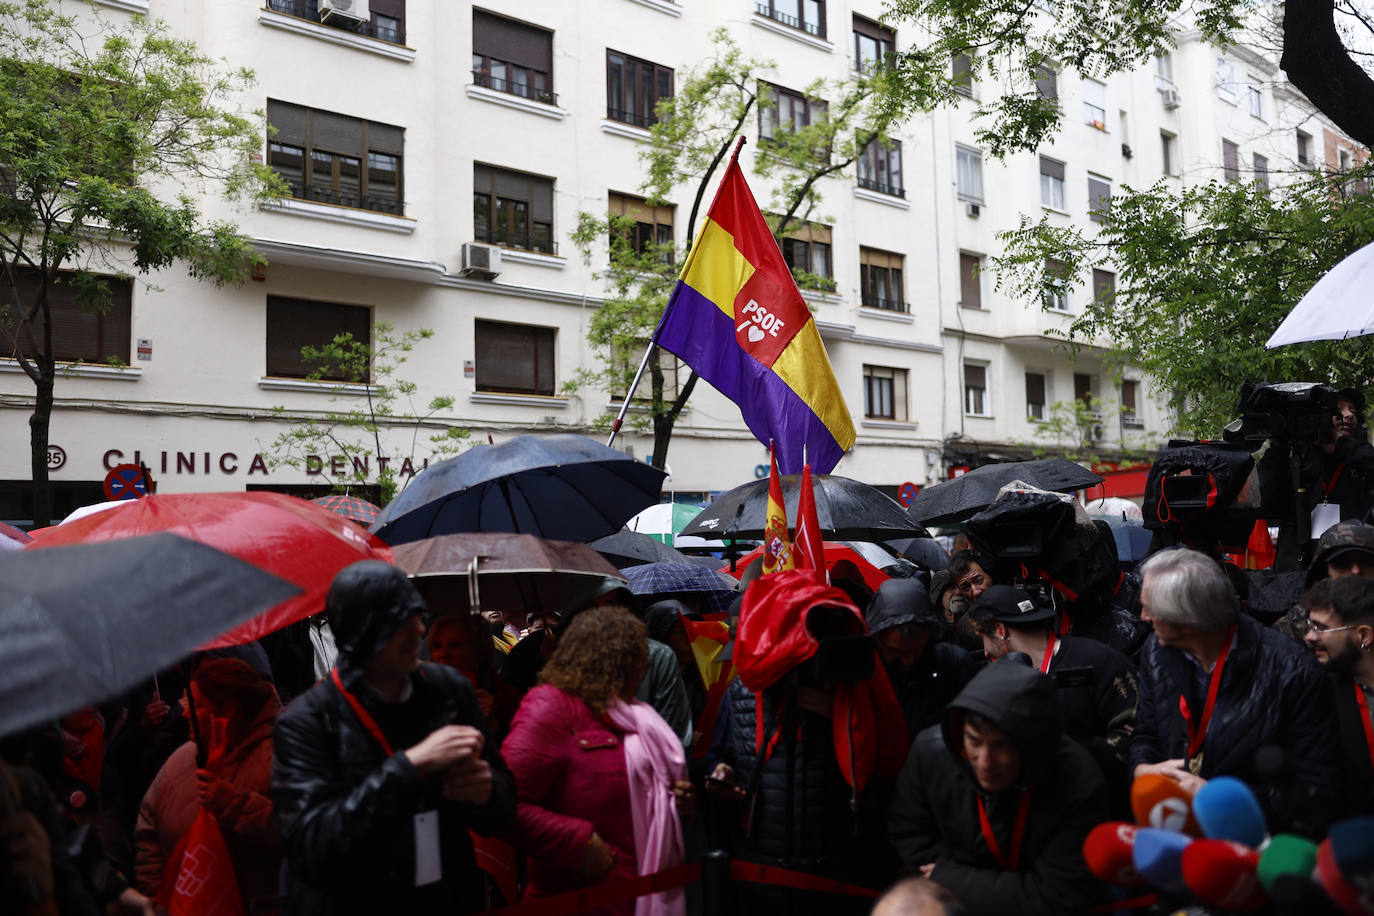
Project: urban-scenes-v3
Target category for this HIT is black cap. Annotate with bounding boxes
[969,584,1056,626]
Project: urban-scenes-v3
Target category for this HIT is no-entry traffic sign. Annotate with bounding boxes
[104,464,150,501]
[897,481,920,507]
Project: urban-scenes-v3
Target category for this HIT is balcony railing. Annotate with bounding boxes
[754,1,825,37]
[862,296,909,313]
[277,177,404,216]
[858,176,905,198]
[472,70,558,106]
[606,107,657,129]
[264,0,403,44]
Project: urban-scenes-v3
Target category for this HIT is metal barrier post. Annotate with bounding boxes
[702,850,734,916]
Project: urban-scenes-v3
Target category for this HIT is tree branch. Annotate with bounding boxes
[1281,0,1374,148]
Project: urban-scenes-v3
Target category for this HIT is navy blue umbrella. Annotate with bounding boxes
[371,434,666,546]
[621,562,741,615]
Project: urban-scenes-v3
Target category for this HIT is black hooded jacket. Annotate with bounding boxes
[271,562,516,915]
[888,663,1108,914]
[866,579,971,735]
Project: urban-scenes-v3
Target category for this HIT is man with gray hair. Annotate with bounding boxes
[1129,548,1342,834]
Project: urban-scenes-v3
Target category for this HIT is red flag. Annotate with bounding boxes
[794,462,826,582]
[160,809,245,916]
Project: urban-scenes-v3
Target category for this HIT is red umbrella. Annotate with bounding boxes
[312,493,381,526]
[28,492,393,647]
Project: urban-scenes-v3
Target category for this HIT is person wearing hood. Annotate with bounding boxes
[888,663,1109,915]
[271,561,515,915]
[865,579,972,736]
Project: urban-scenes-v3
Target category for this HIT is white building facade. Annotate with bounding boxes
[0,0,1359,524]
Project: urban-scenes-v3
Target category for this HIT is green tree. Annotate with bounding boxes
[264,324,468,505]
[0,0,283,525]
[570,29,901,468]
[1028,396,1151,464]
[995,168,1374,437]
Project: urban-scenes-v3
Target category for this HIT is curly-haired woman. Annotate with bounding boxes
[502,605,691,916]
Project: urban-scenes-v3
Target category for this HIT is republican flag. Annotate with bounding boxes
[762,444,794,575]
[654,147,855,474]
[794,461,826,583]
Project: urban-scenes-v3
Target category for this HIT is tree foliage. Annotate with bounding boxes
[0,0,284,524]
[264,324,468,505]
[995,167,1374,437]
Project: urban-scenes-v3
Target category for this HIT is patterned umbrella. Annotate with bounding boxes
[312,494,382,526]
[621,562,741,615]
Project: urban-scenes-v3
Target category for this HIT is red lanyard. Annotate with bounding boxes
[977,789,1033,871]
[330,668,395,756]
[1178,626,1237,760]
[1324,463,1346,499]
[1354,683,1374,775]
[1039,633,1058,674]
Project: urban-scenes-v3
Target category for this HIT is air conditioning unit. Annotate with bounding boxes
[319,0,370,25]
[460,242,502,280]
[1161,87,1182,109]
[966,202,981,218]
[1089,424,1105,441]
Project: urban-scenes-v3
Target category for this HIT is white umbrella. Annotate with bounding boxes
[1267,239,1374,348]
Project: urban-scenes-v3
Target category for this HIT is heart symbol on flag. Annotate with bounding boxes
[747,325,765,343]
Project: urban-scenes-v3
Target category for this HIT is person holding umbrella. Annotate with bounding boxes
[271,561,515,915]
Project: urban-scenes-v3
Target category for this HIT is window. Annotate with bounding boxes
[1035,64,1058,101]
[1087,175,1111,222]
[860,247,905,311]
[1222,139,1240,182]
[266,101,404,215]
[1082,78,1106,129]
[1,268,131,365]
[853,15,894,73]
[1073,373,1098,410]
[1161,130,1177,176]
[1216,57,1237,103]
[1155,53,1173,83]
[618,347,680,403]
[475,320,555,396]
[608,192,674,261]
[1122,380,1143,427]
[1248,83,1263,119]
[266,296,370,381]
[864,365,908,420]
[1045,258,1069,312]
[956,145,984,203]
[474,164,555,253]
[1297,130,1312,167]
[964,363,988,416]
[1040,156,1066,210]
[776,220,833,288]
[265,0,405,45]
[952,53,973,97]
[959,253,982,309]
[760,83,829,158]
[606,51,672,128]
[472,9,555,104]
[857,137,903,197]
[755,0,826,38]
[1253,153,1269,190]
[1092,268,1115,305]
[1026,372,1047,421]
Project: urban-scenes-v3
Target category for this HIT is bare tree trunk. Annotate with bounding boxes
[29,369,54,527]
[652,371,700,470]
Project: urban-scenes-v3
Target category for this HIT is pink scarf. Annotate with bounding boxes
[605,698,687,916]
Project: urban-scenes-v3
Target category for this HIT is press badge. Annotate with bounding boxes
[414,810,441,886]
[1312,503,1341,539]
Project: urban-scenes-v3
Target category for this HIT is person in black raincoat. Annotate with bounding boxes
[888,662,1109,915]
[271,561,515,915]
[865,578,972,736]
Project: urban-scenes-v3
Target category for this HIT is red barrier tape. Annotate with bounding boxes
[727,860,880,899]
[1088,893,1159,913]
[488,862,701,916]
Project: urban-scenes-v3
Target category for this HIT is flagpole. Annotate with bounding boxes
[608,136,749,450]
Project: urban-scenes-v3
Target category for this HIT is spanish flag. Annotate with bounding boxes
[762,444,794,575]
[654,146,855,474]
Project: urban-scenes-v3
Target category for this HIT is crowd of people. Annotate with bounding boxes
[5,398,1374,915]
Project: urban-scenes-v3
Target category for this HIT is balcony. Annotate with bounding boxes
[857,176,904,199]
[606,107,657,129]
[472,69,558,107]
[754,1,825,38]
[277,177,403,216]
[264,0,402,44]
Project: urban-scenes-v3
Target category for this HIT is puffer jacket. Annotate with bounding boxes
[271,662,515,916]
[1128,612,1342,835]
[888,663,1109,915]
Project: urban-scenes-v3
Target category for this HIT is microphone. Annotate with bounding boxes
[1130,771,1200,836]
[1181,838,1268,911]
[1257,834,1319,895]
[1315,817,1374,916]
[1082,821,1147,887]
[1193,776,1268,848]
[1131,827,1192,896]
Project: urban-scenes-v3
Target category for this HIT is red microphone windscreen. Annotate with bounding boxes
[1182,839,1267,911]
[1083,822,1147,887]
[1131,772,1201,836]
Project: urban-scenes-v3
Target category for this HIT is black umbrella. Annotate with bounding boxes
[679,474,927,541]
[590,529,712,568]
[0,534,301,739]
[371,434,666,546]
[907,458,1104,527]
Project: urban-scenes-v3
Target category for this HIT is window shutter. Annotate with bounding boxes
[964,364,985,389]
[367,122,404,156]
[1035,66,1057,100]
[1026,372,1046,405]
[1040,157,1065,182]
[473,10,552,74]
[267,100,308,147]
[266,296,371,381]
[476,320,555,395]
[311,111,363,156]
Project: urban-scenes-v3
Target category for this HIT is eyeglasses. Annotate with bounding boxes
[1302,619,1358,635]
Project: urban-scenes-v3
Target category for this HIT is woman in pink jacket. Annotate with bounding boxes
[502,605,691,916]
